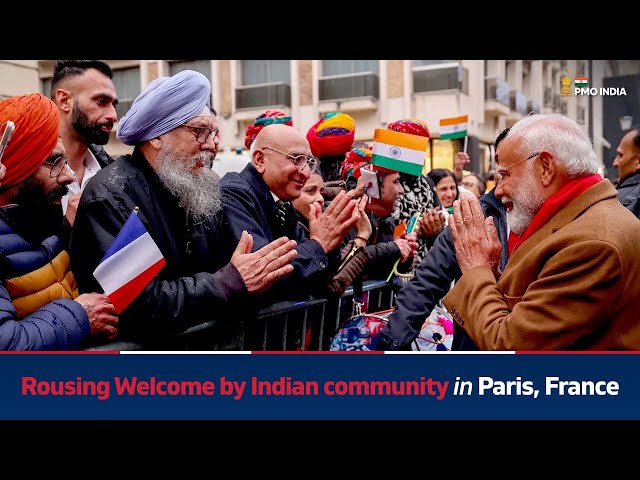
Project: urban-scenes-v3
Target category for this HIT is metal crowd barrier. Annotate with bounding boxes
[85,279,396,352]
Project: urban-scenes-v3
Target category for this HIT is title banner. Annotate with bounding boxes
[1,352,638,420]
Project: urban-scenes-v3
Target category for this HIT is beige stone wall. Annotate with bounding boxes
[0,61,40,98]
[219,60,231,116]
[298,60,312,106]
[386,60,404,98]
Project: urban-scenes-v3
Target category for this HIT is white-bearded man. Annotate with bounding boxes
[70,70,297,348]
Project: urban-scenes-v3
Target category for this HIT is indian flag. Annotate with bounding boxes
[575,77,588,88]
[371,128,429,176]
[439,115,468,140]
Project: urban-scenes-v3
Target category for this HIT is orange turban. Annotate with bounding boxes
[0,93,59,190]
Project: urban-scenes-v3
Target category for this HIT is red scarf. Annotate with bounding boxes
[510,174,601,254]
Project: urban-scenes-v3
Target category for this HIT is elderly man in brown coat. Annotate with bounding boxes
[443,113,640,350]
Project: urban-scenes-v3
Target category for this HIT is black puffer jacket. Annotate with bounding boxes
[378,189,508,350]
[70,148,247,346]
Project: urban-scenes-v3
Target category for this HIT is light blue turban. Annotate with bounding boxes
[117,70,211,145]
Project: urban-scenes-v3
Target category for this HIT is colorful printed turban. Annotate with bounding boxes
[0,93,59,190]
[307,112,355,157]
[245,109,292,149]
[117,70,211,145]
[387,118,430,138]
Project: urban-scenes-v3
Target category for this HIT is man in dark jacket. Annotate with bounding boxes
[378,189,508,350]
[50,60,118,228]
[0,93,118,350]
[220,123,360,304]
[378,128,512,351]
[612,125,640,218]
[71,70,297,347]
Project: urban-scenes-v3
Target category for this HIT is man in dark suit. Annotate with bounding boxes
[220,123,360,303]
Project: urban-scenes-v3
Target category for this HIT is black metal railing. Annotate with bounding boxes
[86,280,396,352]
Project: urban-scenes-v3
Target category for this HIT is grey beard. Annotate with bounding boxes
[505,168,546,235]
[155,150,222,222]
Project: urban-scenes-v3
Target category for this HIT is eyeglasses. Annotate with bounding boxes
[495,152,541,185]
[461,180,480,190]
[263,146,318,173]
[42,156,70,178]
[182,125,220,144]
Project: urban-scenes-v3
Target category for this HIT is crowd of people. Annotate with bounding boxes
[1,61,639,351]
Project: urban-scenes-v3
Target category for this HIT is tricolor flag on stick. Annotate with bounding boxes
[575,77,588,88]
[439,115,468,140]
[93,208,166,314]
[371,128,429,176]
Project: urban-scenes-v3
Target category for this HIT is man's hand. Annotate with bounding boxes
[454,152,470,177]
[309,190,360,253]
[395,231,418,262]
[75,293,119,340]
[416,207,445,239]
[231,231,297,293]
[66,192,81,226]
[352,176,368,199]
[354,196,371,240]
[448,195,501,275]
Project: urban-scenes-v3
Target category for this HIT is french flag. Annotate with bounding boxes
[93,208,165,314]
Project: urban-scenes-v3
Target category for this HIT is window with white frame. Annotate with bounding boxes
[236,60,291,109]
[241,60,290,86]
[319,60,380,101]
[112,66,141,119]
[169,60,211,81]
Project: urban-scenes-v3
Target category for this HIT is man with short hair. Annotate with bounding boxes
[70,70,297,347]
[50,60,118,226]
[220,123,360,302]
[339,147,417,281]
[0,93,118,350]
[612,125,640,218]
[444,113,640,350]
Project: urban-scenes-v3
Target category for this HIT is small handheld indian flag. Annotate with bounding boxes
[371,128,429,176]
[439,115,468,140]
[93,208,166,314]
[575,77,588,88]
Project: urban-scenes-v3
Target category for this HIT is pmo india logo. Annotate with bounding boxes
[561,76,627,96]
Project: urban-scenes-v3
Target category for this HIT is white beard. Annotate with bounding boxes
[155,148,222,222]
[504,167,546,235]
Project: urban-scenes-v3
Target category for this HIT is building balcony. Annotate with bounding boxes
[318,72,379,102]
[527,100,542,115]
[485,77,510,117]
[412,63,469,95]
[235,82,291,111]
[510,90,529,115]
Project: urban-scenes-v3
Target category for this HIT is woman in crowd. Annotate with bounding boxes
[428,168,459,209]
